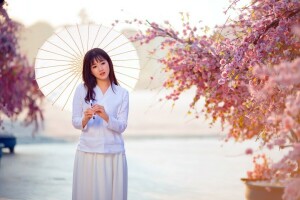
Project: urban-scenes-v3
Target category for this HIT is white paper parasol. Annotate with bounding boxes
[34,24,140,111]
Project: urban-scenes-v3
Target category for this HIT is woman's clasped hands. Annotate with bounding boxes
[83,104,109,122]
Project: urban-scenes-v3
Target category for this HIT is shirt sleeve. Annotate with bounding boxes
[72,84,87,131]
[104,90,129,134]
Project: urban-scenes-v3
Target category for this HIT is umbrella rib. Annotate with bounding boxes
[39,70,75,90]
[114,65,141,70]
[46,72,76,97]
[65,26,83,56]
[146,56,160,60]
[87,24,90,51]
[115,71,139,80]
[112,59,139,61]
[35,64,72,69]
[52,72,80,108]
[102,33,122,50]
[118,79,134,90]
[54,31,82,58]
[62,75,82,110]
[91,24,102,48]
[38,48,75,60]
[109,50,137,57]
[77,24,85,54]
[35,66,76,80]
[46,40,78,59]
[35,58,73,62]
[96,26,114,48]
[106,41,131,54]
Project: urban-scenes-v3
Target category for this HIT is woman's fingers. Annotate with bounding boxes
[92,105,105,113]
[84,108,95,119]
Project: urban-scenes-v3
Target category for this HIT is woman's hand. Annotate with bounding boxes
[83,108,94,121]
[92,104,109,122]
[81,108,94,128]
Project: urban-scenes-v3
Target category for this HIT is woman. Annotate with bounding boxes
[72,48,129,200]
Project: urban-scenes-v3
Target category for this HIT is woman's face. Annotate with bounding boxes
[90,58,110,81]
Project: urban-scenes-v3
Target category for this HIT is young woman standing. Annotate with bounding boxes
[72,48,129,200]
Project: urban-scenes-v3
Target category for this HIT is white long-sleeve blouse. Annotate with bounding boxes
[72,83,129,153]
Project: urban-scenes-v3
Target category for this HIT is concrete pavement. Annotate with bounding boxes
[0,142,75,200]
[0,136,262,200]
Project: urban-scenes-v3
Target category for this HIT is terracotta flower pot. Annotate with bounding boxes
[241,179,284,200]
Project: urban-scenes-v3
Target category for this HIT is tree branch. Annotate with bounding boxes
[253,8,300,44]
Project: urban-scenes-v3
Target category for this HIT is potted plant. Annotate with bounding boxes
[241,57,300,199]
[114,0,300,199]
[239,56,300,200]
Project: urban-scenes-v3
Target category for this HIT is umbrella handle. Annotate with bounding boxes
[90,100,95,119]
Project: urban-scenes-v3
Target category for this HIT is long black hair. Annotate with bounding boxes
[82,48,119,103]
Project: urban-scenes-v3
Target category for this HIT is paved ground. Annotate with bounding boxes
[0,142,75,200]
[0,136,273,200]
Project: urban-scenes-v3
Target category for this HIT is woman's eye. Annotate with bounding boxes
[101,62,105,65]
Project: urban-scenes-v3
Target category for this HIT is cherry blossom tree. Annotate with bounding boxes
[248,56,300,200]
[0,1,44,132]
[115,0,300,199]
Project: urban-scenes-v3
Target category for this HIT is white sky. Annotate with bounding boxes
[6,0,249,30]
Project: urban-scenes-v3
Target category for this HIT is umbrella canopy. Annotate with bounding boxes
[34,24,140,111]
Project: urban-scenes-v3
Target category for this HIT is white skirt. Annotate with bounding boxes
[72,150,128,200]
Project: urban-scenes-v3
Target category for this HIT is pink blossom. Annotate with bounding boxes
[283,116,294,131]
[245,148,253,155]
[274,138,286,146]
[221,71,228,78]
[218,78,226,85]
[267,143,274,150]
[219,59,226,65]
